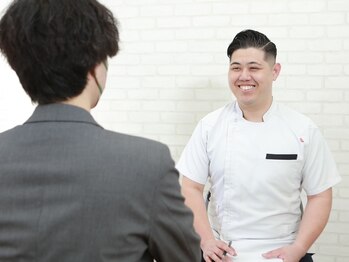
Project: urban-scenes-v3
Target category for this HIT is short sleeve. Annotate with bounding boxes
[176,120,209,185]
[302,127,341,195]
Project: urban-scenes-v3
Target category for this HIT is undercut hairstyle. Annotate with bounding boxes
[0,0,119,104]
[227,29,277,63]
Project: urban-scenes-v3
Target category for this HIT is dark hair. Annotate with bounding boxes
[227,29,277,62]
[0,0,119,104]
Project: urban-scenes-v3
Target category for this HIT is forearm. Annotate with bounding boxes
[181,177,215,245]
[294,188,332,252]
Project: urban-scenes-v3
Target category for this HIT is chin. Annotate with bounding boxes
[239,98,256,106]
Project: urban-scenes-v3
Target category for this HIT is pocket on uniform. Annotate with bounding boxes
[266,153,298,160]
[259,154,302,188]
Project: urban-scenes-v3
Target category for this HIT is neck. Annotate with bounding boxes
[62,99,91,112]
[239,99,273,122]
[241,109,264,122]
[61,80,100,112]
[62,91,95,112]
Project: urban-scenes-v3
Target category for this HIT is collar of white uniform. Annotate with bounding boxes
[233,99,276,122]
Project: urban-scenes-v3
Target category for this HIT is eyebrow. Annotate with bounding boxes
[230,61,263,67]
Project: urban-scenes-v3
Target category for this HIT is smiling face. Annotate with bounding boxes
[228,47,281,114]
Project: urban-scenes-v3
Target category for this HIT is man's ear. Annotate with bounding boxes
[86,65,99,91]
[272,63,281,81]
[89,65,97,78]
[86,70,95,87]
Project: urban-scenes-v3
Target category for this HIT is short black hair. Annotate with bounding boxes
[0,0,119,104]
[227,29,277,62]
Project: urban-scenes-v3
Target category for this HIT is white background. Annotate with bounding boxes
[1,0,348,261]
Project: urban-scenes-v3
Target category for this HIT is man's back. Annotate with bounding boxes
[0,104,201,262]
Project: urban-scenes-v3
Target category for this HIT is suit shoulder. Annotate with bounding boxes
[105,129,165,146]
[103,130,170,158]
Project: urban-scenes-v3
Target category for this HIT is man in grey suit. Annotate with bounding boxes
[0,0,201,261]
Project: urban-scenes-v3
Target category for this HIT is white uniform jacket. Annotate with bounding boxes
[176,101,341,253]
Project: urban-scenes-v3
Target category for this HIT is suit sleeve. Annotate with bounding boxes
[148,145,201,262]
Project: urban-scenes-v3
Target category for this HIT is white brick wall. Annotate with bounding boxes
[1,0,348,260]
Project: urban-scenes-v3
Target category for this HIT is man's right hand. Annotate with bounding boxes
[201,239,236,262]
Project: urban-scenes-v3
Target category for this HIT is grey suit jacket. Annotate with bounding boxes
[0,104,201,262]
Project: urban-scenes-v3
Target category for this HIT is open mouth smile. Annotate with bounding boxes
[239,85,255,91]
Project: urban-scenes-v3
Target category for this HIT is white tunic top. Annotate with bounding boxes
[176,101,341,254]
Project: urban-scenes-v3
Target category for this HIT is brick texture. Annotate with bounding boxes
[0,0,348,260]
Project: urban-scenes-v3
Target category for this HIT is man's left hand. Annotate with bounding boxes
[262,243,307,262]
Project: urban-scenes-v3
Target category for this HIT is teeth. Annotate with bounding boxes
[240,85,254,90]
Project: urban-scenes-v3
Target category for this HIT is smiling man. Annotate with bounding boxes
[177,29,341,262]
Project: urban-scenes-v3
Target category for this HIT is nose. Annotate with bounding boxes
[239,68,251,81]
